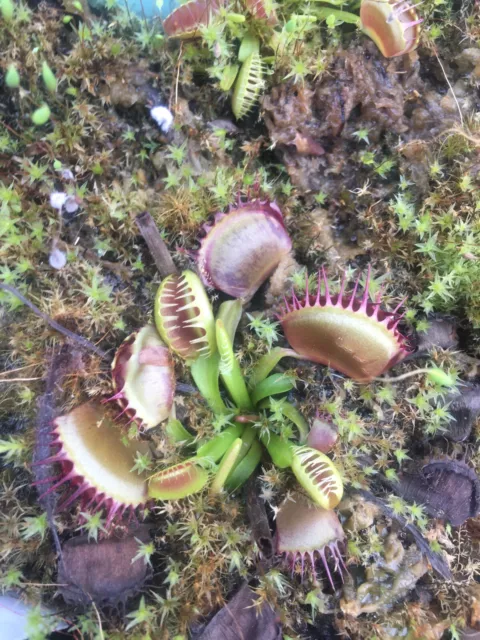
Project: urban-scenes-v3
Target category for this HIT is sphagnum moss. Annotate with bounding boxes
[1,0,480,637]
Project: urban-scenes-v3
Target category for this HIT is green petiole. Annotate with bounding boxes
[190,352,226,415]
[248,347,301,389]
[196,424,244,462]
[216,318,253,410]
[210,437,243,494]
[259,432,293,468]
[225,439,263,491]
[251,373,296,407]
[165,419,195,445]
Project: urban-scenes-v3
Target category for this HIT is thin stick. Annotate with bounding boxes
[246,475,273,560]
[433,45,463,127]
[91,601,105,640]
[135,211,178,278]
[0,377,43,382]
[0,283,108,359]
[374,368,431,383]
[0,364,38,376]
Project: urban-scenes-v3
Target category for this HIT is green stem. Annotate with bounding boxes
[251,373,295,407]
[217,299,243,342]
[314,7,360,25]
[196,424,244,462]
[259,432,293,468]
[165,419,195,445]
[225,439,263,491]
[217,319,253,410]
[190,352,226,414]
[248,347,301,389]
[264,398,309,442]
[210,438,243,494]
[236,424,257,464]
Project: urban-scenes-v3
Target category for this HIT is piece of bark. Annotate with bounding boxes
[246,476,273,560]
[34,345,84,555]
[195,583,282,640]
[57,525,151,606]
[407,314,458,359]
[461,630,480,639]
[395,460,480,527]
[135,211,178,278]
[442,384,480,442]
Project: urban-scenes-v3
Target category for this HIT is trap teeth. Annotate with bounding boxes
[280,268,409,382]
[36,403,148,524]
[155,270,216,362]
[360,0,423,58]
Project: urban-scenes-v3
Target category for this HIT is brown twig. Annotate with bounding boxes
[0,283,108,359]
[246,475,274,560]
[135,211,178,278]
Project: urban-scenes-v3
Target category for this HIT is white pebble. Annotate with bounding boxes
[150,105,174,133]
[60,169,75,181]
[49,191,79,213]
[49,191,67,210]
[49,247,67,270]
[64,195,79,213]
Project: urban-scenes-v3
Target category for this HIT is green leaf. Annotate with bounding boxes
[248,347,300,389]
[238,32,260,63]
[190,352,226,414]
[196,423,244,462]
[165,419,195,445]
[0,0,15,21]
[225,438,262,491]
[251,373,296,407]
[210,437,243,494]
[259,432,293,468]
[216,319,253,410]
[220,64,240,91]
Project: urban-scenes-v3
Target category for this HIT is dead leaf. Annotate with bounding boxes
[195,583,282,640]
[57,525,151,606]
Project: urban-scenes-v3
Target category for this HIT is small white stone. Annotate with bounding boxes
[60,169,75,181]
[150,105,174,133]
[49,247,67,270]
[49,191,67,210]
[64,195,79,213]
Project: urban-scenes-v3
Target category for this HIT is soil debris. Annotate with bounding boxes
[395,459,480,526]
[194,583,282,640]
[57,525,151,606]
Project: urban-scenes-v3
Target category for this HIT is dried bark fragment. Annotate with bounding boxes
[409,314,458,357]
[136,211,178,278]
[441,384,480,442]
[57,526,151,606]
[396,460,480,526]
[246,476,273,560]
[34,345,85,555]
[195,583,282,640]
